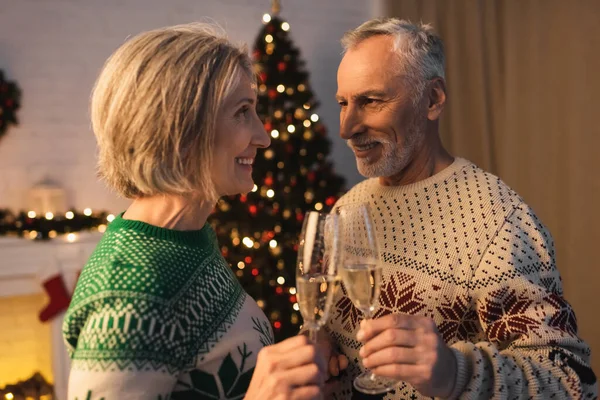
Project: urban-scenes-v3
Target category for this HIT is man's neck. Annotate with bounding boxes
[379,136,454,187]
[123,194,214,231]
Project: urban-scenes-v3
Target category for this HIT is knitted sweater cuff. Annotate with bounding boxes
[445,347,471,400]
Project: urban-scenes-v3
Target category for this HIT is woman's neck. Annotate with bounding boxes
[122,194,214,231]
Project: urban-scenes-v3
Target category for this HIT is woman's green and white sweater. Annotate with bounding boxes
[63,215,273,400]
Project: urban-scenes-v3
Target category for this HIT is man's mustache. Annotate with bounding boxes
[346,135,392,148]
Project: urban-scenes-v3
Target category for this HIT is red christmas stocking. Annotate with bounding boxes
[39,274,72,322]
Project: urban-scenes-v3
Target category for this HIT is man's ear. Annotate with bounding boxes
[427,78,446,121]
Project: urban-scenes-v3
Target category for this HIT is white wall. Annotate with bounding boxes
[0,0,377,213]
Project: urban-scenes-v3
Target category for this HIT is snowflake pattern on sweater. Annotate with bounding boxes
[328,158,597,399]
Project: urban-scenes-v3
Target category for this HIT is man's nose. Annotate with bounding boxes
[340,106,365,140]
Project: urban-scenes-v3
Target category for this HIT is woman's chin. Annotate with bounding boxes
[223,180,254,196]
[239,181,255,194]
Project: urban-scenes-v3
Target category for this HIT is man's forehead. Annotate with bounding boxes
[337,67,404,99]
[337,37,400,91]
[339,54,395,76]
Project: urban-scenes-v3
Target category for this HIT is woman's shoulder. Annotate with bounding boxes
[74,222,225,297]
[64,251,246,375]
[65,231,244,344]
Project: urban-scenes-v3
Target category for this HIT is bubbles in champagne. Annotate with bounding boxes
[296,274,341,328]
[341,263,382,314]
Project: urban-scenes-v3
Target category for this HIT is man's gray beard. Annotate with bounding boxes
[354,125,425,179]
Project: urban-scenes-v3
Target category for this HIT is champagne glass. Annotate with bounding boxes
[336,203,398,394]
[296,211,342,343]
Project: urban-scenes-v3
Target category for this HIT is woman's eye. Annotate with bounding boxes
[237,106,250,118]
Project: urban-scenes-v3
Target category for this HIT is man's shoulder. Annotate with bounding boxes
[456,160,554,245]
[457,159,524,205]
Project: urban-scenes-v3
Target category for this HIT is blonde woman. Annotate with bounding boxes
[63,23,327,400]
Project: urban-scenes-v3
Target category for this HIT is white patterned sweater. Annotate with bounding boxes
[328,157,597,399]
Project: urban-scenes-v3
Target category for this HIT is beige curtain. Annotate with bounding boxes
[384,0,600,375]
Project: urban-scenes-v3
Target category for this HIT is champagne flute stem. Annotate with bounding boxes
[309,327,318,344]
[361,310,377,381]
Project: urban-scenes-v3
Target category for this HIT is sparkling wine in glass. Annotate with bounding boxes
[296,211,341,342]
[337,203,399,394]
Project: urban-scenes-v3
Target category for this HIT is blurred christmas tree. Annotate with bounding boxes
[208,1,345,341]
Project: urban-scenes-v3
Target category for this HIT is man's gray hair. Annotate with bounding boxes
[342,18,445,98]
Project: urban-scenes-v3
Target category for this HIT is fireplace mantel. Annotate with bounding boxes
[0,232,102,296]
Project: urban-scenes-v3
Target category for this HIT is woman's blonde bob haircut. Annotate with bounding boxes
[91,22,254,201]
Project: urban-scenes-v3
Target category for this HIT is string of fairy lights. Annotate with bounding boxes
[0,208,112,242]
